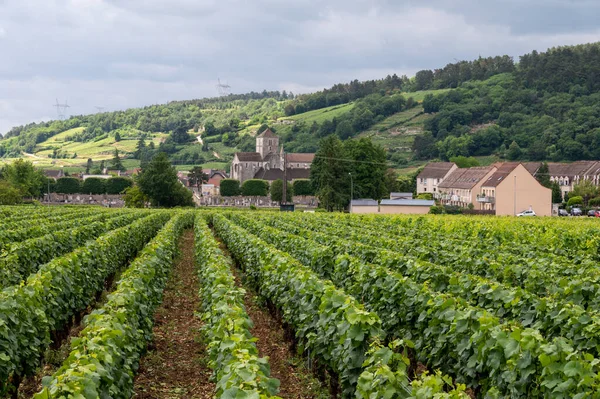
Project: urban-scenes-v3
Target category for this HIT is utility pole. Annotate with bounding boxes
[514,175,517,216]
[282,151,287,206]
[349,172,353,213]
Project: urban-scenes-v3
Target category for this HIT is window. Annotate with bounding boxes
[424,188,427,192]
[433,188,436,192]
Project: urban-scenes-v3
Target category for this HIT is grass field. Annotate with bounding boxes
[283,103,355,124]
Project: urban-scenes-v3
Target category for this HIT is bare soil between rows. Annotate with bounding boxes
[132,230,214,399]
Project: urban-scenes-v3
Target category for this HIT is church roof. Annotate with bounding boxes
[257,128,277,138]
[235,152,263,162]
[287,153,315,163]
[253,167,311,181]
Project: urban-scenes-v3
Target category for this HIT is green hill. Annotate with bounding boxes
[2,41,600,173]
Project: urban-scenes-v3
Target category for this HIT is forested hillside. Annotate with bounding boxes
[2,42,600,171]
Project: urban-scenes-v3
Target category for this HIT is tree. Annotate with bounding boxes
[551,182,563,203]
[220,179,241,196]
[106,177,133,194]
[85,158,93,174]
[344,137,388,201]
[2,159,45,198]
[188,166,208,192]
[111,149,125,171]
[136,152,194,207]
[507,141,522,161]
[0,181,23,204]
[335,120,354,140]
[450,156,480,168]
[55,177,81,194]
[310,135,349,211]
[114,131,121,142]
[536,162,551,187]
[293,179,314,196]
[241,179,269,196]
[82,178,106,195]
[284,103,295,116]
[567,196,583,207]
[134,136,147,159]
[572,179,598,206]
[171,124,191,144]
[270,179,292,203]
[123,186,148,208]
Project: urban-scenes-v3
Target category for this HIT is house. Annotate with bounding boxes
[43,169,64,180]
[437,166,497,208]
[416,162,457,195]
[479,163,552,216]
[379,199,434,214]
[524,161,600,201]
[390,192,413,200]
[231,129,315,183]
[350,199,379,214]
[82,174,111,180]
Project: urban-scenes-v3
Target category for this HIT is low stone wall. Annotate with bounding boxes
[195,195,318,208]
[43,193,125,207]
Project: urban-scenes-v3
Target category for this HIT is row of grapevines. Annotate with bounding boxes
[0,210,149,288]
[302,213,597,281]
[277,213,600,310]
[232,215,600,397]
[0,207,83,227]
[33,212,193,399]
[195,214,281,398]
[0,212,171,395]
[249,214,600,363]
[342,213,600,261]
[211,214,382,398]
[226,215,473,398]
[0,209,113,248]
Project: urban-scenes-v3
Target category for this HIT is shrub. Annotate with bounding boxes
[588,197,600,207]
[429,205,444,214]
[81,178,106,195]
[220,179,241,197]
[293,179,314,196]
[55,177,81,194]
[567,195,583,207]
[106,177,134,194]
[416,193,433,200]
[241,179,269,196]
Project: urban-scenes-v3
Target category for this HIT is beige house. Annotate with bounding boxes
[524,161,600,201]
[479,163,552,216]
[350,199,379,214]
[416,162,457,196]
[379,199,434,214]
[437,166,497,208]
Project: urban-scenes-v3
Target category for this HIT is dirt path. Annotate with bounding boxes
[215,232,329,399]
[133,230,214,399]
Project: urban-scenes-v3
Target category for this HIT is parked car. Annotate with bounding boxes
[571,207,583,216]
[517,209,536,217]
[558,209,569,216]
[589,209,599,217]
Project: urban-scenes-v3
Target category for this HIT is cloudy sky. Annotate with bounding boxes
[1,0,600,135]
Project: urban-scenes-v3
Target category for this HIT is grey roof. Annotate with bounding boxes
[417,162,456,179]
[253,167,311,181]
[235,152,263,162]
[351,199,378,206]
[390,192,413,198]
[438,166,495,189]
[380,199,435,206]
[257,128,277,138]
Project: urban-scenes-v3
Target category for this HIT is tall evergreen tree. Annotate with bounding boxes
[85,158,93,174]
[111,149,124,171]
[536,162,551,187]
[344,138,388,200]
[310,135,349,211]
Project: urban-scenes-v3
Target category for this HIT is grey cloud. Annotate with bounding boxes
[1,0,600,135]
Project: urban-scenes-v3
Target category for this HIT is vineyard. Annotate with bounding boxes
[2,207,600,398]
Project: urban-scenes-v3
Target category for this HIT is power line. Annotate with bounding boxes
[53,98,70,120]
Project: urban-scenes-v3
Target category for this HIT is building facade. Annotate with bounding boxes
[231,129,315,183]
[437,166,497,208]
[479,163,552,216]
[416,162,458,195]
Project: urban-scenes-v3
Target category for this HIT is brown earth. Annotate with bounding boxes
[132,230,214,399]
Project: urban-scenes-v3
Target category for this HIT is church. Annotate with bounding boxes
[231,128,315,183]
